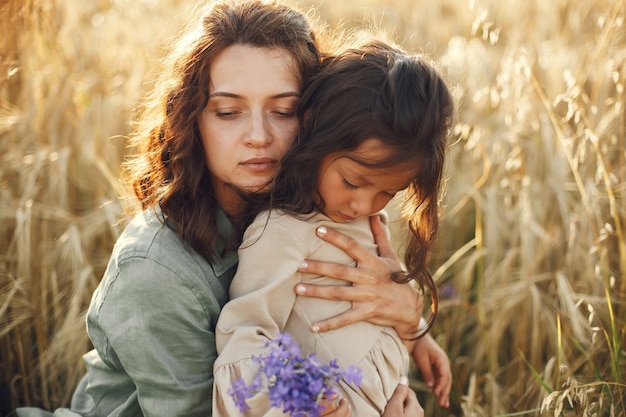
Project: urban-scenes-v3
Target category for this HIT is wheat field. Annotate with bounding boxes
[1,0,624,416]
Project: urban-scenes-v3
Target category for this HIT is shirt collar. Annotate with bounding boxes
[209,205,239,276]
[157,204,239,276]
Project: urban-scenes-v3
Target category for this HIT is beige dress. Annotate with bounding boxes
[213,210,409,417]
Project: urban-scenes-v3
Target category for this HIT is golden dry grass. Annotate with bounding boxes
[1,0,625,416]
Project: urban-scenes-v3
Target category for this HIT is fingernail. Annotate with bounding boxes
[311,324,320,333]
[399,375,408,386]
[317,226,327,236]
[299,261,308,271]
[426,380,434,388]
[295,284,306,294]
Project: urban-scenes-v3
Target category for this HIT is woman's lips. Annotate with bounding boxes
[241,157,277,171]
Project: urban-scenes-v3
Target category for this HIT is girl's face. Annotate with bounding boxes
[317,138,415,223]
[199,44,300,214]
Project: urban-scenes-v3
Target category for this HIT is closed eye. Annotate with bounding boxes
[215,110,240,119]
[274,110,296,118]
[343,178,358,189]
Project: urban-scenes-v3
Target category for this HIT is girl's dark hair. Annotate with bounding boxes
[123,0,321,261]
[245,40,454,335]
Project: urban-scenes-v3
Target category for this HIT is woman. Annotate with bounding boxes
[16,1,449,416]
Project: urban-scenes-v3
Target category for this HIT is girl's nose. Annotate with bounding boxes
[350,197,374,218]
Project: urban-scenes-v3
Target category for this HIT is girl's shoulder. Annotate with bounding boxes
[241,210,326,249]
[251,209,327,228]
[249,209,389,238]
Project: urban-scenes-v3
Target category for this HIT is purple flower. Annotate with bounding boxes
[440,284,457,299]
[228,332,362,417]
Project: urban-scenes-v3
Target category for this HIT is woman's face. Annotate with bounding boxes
[199,44,300,213]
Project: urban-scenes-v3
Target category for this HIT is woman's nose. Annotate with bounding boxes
[244,113,272,147]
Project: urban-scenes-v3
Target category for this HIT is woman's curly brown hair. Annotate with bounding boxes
[124,0,321,261]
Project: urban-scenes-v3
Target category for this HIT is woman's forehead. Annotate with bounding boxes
[209,44,301,95]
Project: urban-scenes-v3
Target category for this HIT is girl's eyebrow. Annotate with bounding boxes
[343,164,373,186]
[345,162,411,192]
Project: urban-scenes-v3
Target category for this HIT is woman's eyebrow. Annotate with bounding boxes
[272,91,300,99]
[208,91,241,99]
[208,91,300,99]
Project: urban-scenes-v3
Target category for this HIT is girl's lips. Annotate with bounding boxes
[241,157,277,171]
[334,212,356,222]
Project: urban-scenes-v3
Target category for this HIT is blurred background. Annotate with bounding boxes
[1,0,624,415]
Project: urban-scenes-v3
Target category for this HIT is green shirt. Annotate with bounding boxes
[72,206,237,417]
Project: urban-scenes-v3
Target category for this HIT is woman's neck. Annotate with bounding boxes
[216,186,247,226]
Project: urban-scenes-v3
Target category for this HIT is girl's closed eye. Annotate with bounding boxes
[343,178,358,189]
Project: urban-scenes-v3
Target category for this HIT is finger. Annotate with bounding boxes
[314,225,370,263]
[434,377,451,408]
[419,351,450,407]
[432,367,449,396]
[295,282,375,302]
[383,377,424,417]
[385,379,410,410]
[325,398,351,417]
[369,215,396,259]
[431,355,451,393]
[298,259,370,285]
[319,393,339,415]
[438,389,450,408]
[311,305,373,332]
[433,367,452,408]
[414,353,435,390]
[320,401,338,415]
[402,387,423,417]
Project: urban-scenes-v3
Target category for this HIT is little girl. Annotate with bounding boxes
[213,40,454,416]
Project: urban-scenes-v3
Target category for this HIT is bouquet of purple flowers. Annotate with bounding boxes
[228,332,363,417]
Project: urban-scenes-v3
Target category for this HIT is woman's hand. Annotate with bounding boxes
[381,377,424,417]
[411,334,451,408]
[294,215,423,339]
